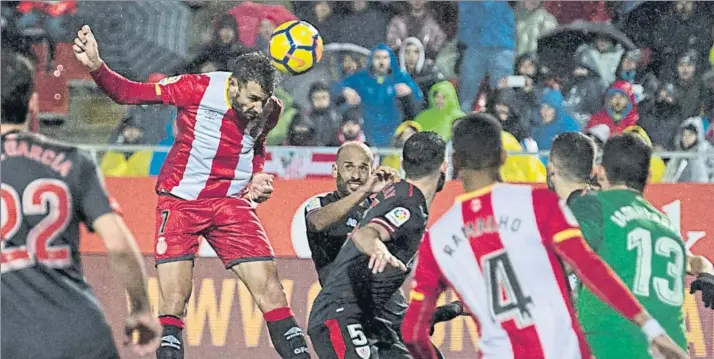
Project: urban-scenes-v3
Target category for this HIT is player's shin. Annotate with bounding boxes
[264,307,311,358]
[156,315,184,359]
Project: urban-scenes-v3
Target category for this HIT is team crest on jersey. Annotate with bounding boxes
[355,346,371,359]
[156,236,168,255]
[385,207,410,227]
[305,197,322,213]
[158,75,182,85]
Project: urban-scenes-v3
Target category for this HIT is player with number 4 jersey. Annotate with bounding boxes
[401,115,688,359]
[569,134,688,358]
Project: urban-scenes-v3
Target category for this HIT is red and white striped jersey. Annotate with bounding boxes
[89,64,280,201]
[402,183,647,359]
[153,72,280,200]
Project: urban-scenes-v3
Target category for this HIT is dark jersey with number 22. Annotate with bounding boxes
[1,131,120,359]
[309,181,428,330]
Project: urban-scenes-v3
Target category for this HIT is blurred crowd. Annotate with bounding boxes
[2,0,714,183]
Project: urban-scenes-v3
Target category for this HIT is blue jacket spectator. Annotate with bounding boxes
[342,43,423,147]
[531,89,581,152]
[149,119,176,176]
[458,1,516,112]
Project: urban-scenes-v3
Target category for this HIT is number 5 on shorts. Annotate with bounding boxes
[346,324,368,346]
[159,210,170,234]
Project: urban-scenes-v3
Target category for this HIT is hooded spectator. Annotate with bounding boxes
[399,37,445,106]
[669,50,714,120]
[530,89,580,151]
[414,81,464,141]
[514,0,558,56]
[387,0,446,60]
[341,43,423,147]
[575,35,625,87]
[615,49,659,103]
[498,53,542,125]
[486,88,530,142]
[304,81,341,146]
[663,117,714,183]
[637,82,685,150]
[332,107,367,146]
[458,1,516,111]
[100,115,153,177]
[622,125,666,184]
[586,80,639,135]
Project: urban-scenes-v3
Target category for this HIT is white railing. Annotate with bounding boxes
[77,144,714,162]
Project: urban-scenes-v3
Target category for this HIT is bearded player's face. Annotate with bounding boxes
[334,147,371,196]
[233,80,269,122]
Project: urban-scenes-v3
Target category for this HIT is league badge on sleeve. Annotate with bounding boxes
[305,197,322,213]
[385,207,411,227]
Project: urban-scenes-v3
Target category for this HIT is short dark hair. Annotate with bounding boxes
[602,133,651,192]
[452,113,503,171]
[231,51,276,96]
[2,50,35,124]
[402,131,446,179]
[550,132,596,182]
[309,81,330,98]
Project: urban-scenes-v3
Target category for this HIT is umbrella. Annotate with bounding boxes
[619,2,671,48]
[227,2,297,48]
[279,43,371,109]
[537,21,637,72]
[74,1,191,81]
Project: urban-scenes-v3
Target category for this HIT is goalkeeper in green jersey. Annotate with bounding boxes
[547,132,692,359]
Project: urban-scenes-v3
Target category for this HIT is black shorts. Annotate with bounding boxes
[308,311,412,359]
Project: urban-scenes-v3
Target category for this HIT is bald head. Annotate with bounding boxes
[334,141,373,195]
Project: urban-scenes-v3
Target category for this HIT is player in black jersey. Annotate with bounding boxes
[304,142,462,358]
[1,50,160,359]
[308,132,447,359]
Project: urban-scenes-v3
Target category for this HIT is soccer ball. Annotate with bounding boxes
[269,20,323,75]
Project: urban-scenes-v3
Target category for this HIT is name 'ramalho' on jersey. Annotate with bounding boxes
[404,183,654,359]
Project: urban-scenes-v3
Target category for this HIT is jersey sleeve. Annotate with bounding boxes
[78,155,122,232]
[568,195,604,252]
[364,188,425,242]
[532,189,583,245]
[252,97,282,174]
[154,74,210,107]
[401,232,443,359]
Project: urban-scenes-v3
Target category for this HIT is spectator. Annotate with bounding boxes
[514,0,558,56]
[331,107,367,146]
[286,116,318,147]
[669,50,713,120]
[615,49,659,103]
[486,88,531,143]
[341,43,423,147]
[304,81,341,146]
[563,49,607,126]
[331,51,368,110]
[100,116,152,177]
[458,1,516,111]
[586,80,639,135]
[381,121,421,173]
[332,0,388,49]
[663,117,714,183]
[386,0,446,60]
[184,14,248,73]
[303,1,339,44]
[651,1,713,78]
[584,124,610,164]
[498,52,542,126]
[16,1,76,42]
[398,37,445,107]
[267,87,299,145]
[148,118,177,176]
[638,82,685,151]
[414,81,464,141]
[575,35,625,88]
[253,15,278,54]
[543,1,611,25]
[530,89,581,151]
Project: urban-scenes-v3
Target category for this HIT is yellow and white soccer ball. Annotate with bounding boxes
[269,20,323,75]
